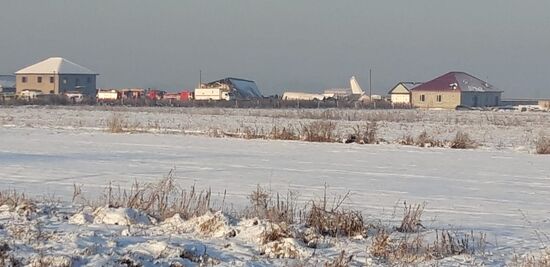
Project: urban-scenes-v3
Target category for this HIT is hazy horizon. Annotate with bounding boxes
[1,1,549,98]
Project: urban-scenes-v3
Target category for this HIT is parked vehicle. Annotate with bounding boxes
[194,88,231,101]
[19,89,44,99]
[97,89,120,101]
[65,91,84,103]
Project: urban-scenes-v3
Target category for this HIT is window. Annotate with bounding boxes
[75,78,80,86]
[495,96,499,104]
[86,77,91,84]
[437,95,442,102]
[37,77,42,83]
[420,95,425,102]
[22,77,27,83]
[63,78,67,84]
[50,77,54,83]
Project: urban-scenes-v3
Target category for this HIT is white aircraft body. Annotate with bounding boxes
[282,76,370,101]
[282,92,325,101]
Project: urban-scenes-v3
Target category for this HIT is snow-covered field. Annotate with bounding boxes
[1,106,549,266]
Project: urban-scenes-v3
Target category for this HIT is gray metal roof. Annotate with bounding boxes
[205,77,263,99]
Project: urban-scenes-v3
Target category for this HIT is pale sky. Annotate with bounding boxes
[1,0,549,98]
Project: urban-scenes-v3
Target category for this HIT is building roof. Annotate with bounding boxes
[15,57,97,75]
[0,75,15,88]
[411,72,501,92]
[205,77,263,98]
[388,82,421,94]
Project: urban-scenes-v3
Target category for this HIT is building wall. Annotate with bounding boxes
[411,91,461,109]
[16,74,97,95]
[390,93,410,104]
[58,74,96,95]
[460,91,501,107]
[16,74,57,94]
[390,84,410,94]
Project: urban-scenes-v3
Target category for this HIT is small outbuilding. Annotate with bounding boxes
[411,72,502,109]
[15,57,98,96]
[388,82,420,104]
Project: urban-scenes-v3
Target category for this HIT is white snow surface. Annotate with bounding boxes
[1,106,550,265]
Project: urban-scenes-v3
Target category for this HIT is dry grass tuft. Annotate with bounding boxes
[0,190,31,209]
[371,229,486,264]
[450,131,478,149]
[0,243,21,267]
[397,202,426,233]
[415,131,445,148]
[371,229,392,259]
[242,126,263,139]
[246,185,298,225]
[349,122,378,144]
[74,169,211,220]
[260,223,292,244]
[510,249,550,267]
[301,121,337,142]
[399,134,415,146]
[270,126,299,140]
[535,133,550,154]
[323,250,354,267]
[106,113,125,133]
[0,190,36,217]
[304,187,365,238]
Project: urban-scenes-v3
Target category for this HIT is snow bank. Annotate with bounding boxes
[159,211,235,238]
[90,207,154,226]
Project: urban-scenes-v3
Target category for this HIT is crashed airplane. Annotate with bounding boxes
[282,76,370,101]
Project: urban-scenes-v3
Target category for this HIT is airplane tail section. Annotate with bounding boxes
[350,76,364,95]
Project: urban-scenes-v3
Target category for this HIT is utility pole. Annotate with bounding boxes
[199,70,202,88]
[369,68,372,102]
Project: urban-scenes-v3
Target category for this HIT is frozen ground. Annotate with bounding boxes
[1,105,549,151]
[1,106,549,265]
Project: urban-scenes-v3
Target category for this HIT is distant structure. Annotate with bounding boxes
[539,100,550,111]
[195,77,262,101]
[15,57,98,96]
[388,82,420,104]
[410,72,502,109]
[0,75,16,100]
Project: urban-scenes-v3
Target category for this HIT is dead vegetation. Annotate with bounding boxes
[304,187,366,238]
[0,190,32,210]
[415,131,445,148]
[106,113,125,133]
[259,222,292,245]
[269,126,299,140]
[510,249,550,267]
[323,250,354,267]
[397,202,426,233]
[300,121,337,142]
[345,122,379,144]
[371,229,486,264]
[246,185,298,225]
[0,243,21,267]
[0,190,36,216]
[105,112,142,133]
[2,174,499,265]
[535,132,550,154]
[450,131,478,149]
[73,170,211,220]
